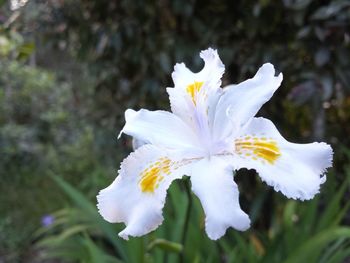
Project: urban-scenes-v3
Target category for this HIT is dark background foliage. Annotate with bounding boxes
[1,0,350,262]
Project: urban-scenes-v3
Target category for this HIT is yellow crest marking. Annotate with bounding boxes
[235,137,281,164]
[186,81,204,105]
[139,158,171,193]
[139,157,198,193]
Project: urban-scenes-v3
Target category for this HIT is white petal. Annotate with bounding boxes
[171,48,224,89]
[168,48,224,126]
[167,48,225,143]
[132,137,148,150]
[166,87,196,128]
[233,117,333,200]
[213,63,283,141]
[190,157,250,240]
[119,109,202,154]
[97,145,193,239]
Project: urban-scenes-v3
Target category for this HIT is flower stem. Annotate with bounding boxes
[180,178,192,263]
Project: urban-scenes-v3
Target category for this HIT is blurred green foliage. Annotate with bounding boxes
[1,0,350,262]
[35,171,350,263]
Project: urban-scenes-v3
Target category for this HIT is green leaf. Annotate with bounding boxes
[51,175,129,262]
[317,176,349,230]
[147,239,183,253]
[283,227,350,263]
[51,175,95,214]
[82,235,124,263]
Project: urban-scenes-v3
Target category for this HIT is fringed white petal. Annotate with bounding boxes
[190,157,250,240]
[233,117,333,200]
[119,109,202,154]
[97,145,193,240]
[171,47,224,89]
[166,87,197,129]
[168,48,224,138]
[213,63,283,141]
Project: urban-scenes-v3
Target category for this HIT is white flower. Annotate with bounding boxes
[97,48,333,240]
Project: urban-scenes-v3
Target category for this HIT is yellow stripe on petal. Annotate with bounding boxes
[235,137,281,164]
[139,158,172,193]
[186,81,203,104]
[139,157,199,193]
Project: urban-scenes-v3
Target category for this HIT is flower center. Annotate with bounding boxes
[235,136,281,164]
[186,81,204,104]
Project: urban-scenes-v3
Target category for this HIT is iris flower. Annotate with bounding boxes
[97,48,333,240]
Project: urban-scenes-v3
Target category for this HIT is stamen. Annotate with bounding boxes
[235,137,281,164]
[186,81,204,104]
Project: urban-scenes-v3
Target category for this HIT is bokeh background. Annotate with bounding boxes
[1,0,350,262]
